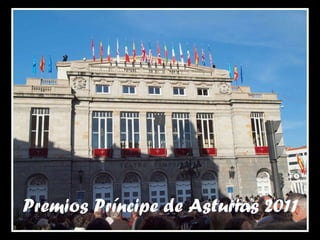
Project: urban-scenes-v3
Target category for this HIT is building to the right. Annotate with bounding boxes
[285,146,308,194]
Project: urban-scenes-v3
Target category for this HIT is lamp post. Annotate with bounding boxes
[78,169,84,186]
[228,166,236,200]
[229,166,235,179]
[179,159,201,202]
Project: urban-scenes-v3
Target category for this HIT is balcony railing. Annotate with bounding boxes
[148,148,167,157]
[92,148,113,158]
[174,148,193,157]
[121,148,141,157]
[199,148,217,156]
[29,148,48,158]
[255,146,269,155]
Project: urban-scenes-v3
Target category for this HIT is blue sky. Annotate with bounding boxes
[12,8,308,148]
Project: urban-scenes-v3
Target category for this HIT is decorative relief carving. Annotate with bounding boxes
[94,78,114,85]
[119,79,140,85]
[219,82,231,94]
[170,81,189,86]
[145,80,165,85]
[194,82,213,87]
[72,77,87,90]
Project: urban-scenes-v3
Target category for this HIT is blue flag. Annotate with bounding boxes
[48,56,52,73]
[32,59,36,74]
[228,64,233,79]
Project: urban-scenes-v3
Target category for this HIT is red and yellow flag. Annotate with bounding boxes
[39,56,45,72]
[194,46,199,65]
[132,41,136,63]
[296,154,306,174]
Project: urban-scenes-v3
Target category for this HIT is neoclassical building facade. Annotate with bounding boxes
[13,57,290,217]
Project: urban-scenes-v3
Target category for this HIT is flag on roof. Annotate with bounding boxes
[208,45,213,67]
[39,56,45,73]
[172,45,176,64]
[187,49,191,66]
[201,48,205,66]
[100,41,104,63]
[125,44,130,63]
[157,42,161,65]
[233,65,239,80]
[164,43,168,64]
[194,46,199,65]
[141,42,146,62]
[116,39,120,63]
[91,39,95,62]
[32,59,36,74]
[48,56,52,73]
[228,64,233,79]
[132,41,137,63]
[179,43,184,64]
[148,42,153,64]
[240,66,243,83]
[107,43,111,62]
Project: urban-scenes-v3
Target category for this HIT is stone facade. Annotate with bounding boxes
[13,58,290,213]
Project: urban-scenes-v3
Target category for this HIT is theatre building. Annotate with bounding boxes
[13,57,290,216]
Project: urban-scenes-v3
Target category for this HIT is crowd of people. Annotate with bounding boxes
[13,191,307,231]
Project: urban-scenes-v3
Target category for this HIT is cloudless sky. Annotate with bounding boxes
[12,8,308,148]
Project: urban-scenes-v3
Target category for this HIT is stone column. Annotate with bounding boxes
[190,112,200,157]
[113,110,121,158]
[165,112,173,156]
[139,112,148,158]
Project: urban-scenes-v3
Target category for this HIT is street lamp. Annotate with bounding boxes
[229,166,235,179]
[78,169,84,185]
[179,159,201,201]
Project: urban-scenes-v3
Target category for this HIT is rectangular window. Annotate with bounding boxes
[92,111,113,148]
[197,113,215,148]
[197,88,209,96]
[30,108,49,148]
[251,112,266,146]
[96,84,110,94]
[122,85,136,94]
[173,87,185,96]
[146,112,166,148]
[120,112,140,148]
[172,112,191,148]
[148,86,161,95]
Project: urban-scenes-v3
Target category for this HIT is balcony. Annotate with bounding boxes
[92,148,113,158]
[121,148,141,158]
[174,148,193,157]
[148,148,167,157]
[255,146,269,155]
[199,148,217,156]
[29,148,48,158]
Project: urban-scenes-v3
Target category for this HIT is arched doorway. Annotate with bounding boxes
[122,172,141,219]
[149,171,168,207]
[201,171,218,201]
[92,173,113,206]
[27,174,48,203]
